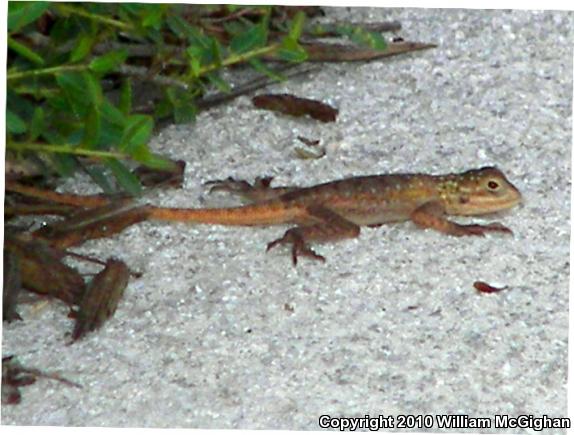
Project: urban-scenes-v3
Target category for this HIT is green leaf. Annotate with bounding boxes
[82,106,101,148]
[248,59,285,82]
[277,37,307,63]
[28,107,45,141]
[8,1,49,33]
[119,78,132,116]
[165,13,192,39]
[288,11,306,41]
[186,45,202,77]
[83,71,104,106]
[165,87,198,124]
[8,36,44,65]
[167,14,210,49]
[56,72,89,118]
[230,22,268,54]
[119,115,153,154]
[7,109,27,135]
[70,34,95,63]
[56,72,103,124]
[98,118,124,150]
[7,89,35,119]
[209,38,224,66]
[89,49,128,74]
[84,165,115,194]
[106,158,142,195]
[141,5,164,29]
[154,97,173,120]
[336,25,387,50]
[131,148,176,171]
[101,100,126,127]
[51,154,78,177]
[206,72,231,93]
[173,101,197,124]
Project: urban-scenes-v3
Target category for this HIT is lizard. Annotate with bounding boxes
[146,166,522,265]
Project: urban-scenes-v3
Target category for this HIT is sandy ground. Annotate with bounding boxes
[2,7,571,431]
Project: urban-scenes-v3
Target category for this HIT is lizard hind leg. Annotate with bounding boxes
[204,176,298,203]
[266,205,361,265]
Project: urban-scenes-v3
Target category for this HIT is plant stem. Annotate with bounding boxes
[198,43,280,76]
[7,142,127,159]
[7,64,87,81]
[54,4,132,30]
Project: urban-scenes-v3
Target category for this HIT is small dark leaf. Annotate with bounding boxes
[5,236,85,305]
[474,281,509,294]
[72,259,130,341]
[253,94,338,123]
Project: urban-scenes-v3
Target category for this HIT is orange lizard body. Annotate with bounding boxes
[147,167,522,264]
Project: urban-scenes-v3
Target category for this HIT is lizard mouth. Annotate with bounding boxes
[472,191,522,215]
[454,187,522,216]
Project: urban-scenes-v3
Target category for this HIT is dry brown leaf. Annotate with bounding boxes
[5,236,85,305]
[253,93,338,123]
[72,259,130,341]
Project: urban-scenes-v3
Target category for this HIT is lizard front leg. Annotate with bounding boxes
[266,205,360,265]
[410,201,513,236]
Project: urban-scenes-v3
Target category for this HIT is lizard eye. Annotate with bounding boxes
[487,180,500,191]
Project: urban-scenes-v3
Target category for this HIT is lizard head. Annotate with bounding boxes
[440,167,522,216]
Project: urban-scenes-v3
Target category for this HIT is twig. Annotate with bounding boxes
[118,64,190,90]
[197,64,318,110]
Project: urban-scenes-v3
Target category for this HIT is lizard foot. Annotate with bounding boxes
[204,176,273,194]
[266,230,326,266]
[455,222,513,237]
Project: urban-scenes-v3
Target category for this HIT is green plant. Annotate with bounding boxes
[7,3,387,194]
[7,3,311,193]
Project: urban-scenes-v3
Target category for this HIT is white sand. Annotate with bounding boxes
[3,8,570,430]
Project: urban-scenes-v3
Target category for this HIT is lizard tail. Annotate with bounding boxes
[146,202,302,226]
